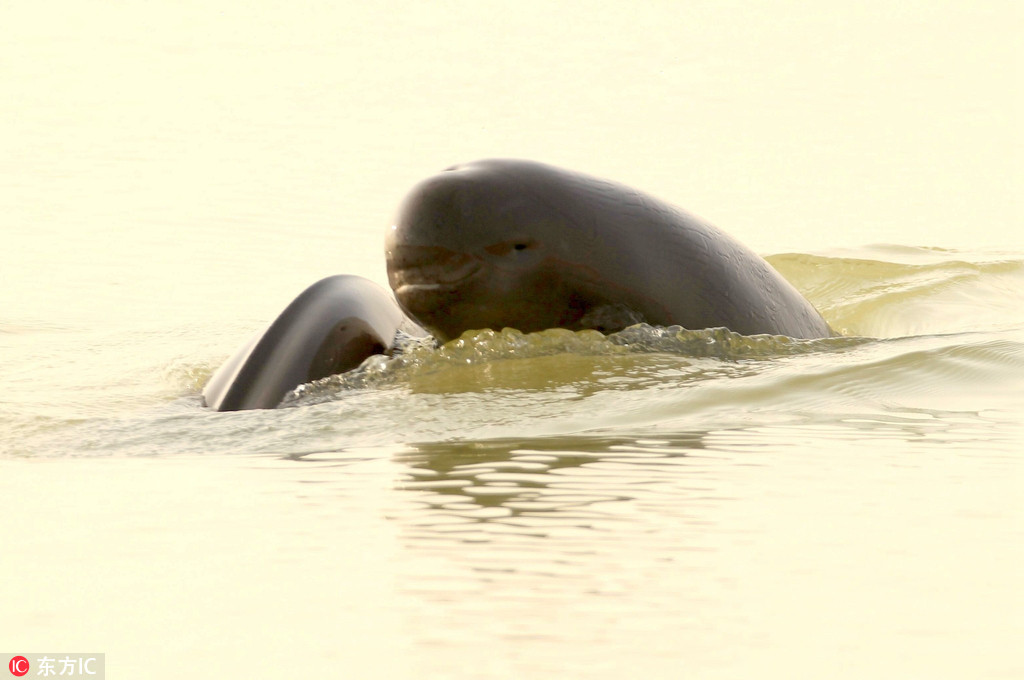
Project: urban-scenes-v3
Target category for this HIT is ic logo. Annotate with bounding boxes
[8,656,29,677]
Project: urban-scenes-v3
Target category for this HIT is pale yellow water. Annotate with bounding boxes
[2,2,1022,678]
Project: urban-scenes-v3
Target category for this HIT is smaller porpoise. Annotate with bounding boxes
[202,275,420,411]
[386,159,832,341]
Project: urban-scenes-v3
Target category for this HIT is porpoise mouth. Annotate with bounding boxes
[386,245,483,292]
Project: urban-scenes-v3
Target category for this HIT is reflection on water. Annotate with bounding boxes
[396,435,705,532]
[373,426,1020,679]
[388,414,1019,554]
[5,419,1019,677]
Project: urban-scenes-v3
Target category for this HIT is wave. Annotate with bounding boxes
[767,246,1024,337]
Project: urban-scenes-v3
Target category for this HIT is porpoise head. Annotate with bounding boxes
[385,160,646,342]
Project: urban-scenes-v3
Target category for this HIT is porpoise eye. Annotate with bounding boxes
[485,239,537,256]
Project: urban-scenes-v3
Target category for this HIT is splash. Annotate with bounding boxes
[282,324,867,407]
